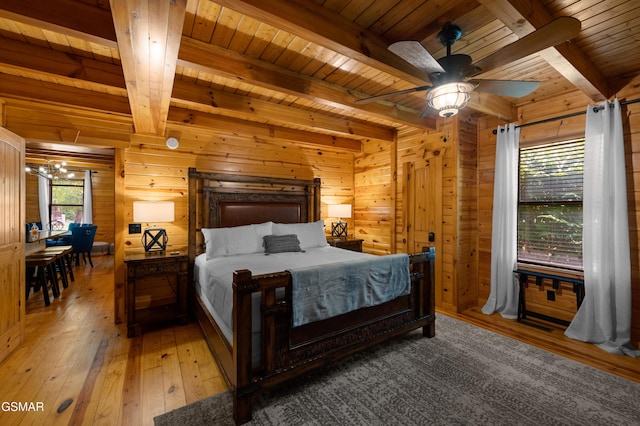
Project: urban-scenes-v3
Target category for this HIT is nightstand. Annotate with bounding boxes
[124,252,189,337]
[327,238,364,252]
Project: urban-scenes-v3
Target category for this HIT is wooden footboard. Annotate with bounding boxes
[193,246,436,425]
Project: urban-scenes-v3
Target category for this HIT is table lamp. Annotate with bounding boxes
[133,201,174,252]
[328,204,352,238]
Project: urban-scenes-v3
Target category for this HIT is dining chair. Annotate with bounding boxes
[71,225,98,267]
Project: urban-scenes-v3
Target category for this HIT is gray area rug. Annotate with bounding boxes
[155,314,640,425]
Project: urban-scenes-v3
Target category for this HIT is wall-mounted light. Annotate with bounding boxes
[328,204,352,238]
[133,201,175,252]
[427,82,474,118]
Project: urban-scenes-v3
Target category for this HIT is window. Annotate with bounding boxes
[517,139,584,270]
[50,178,84,230]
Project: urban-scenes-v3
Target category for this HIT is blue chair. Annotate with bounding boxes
[71,225,98,267]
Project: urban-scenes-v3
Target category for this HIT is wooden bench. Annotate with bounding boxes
[515,269,584,327]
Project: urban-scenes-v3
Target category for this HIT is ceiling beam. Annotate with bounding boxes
[0,0,518,127]
[0,74,360,152]
[167,107,362,152]
[0,0,434,130]
[171,81,395,142]
[178,37,437,129]
[0,0,117,48]
[210,0,432,86]
[0,36,393,141]
[110,0,186,136]
[0,73,131,115]
[0,38,126,90]
[478,0,608,102]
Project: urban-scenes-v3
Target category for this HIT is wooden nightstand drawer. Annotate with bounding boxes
[124,252,189,337]
[327,238,364,252]
[128,258,186,277]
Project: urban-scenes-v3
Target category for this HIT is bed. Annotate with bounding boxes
[187,169,436,424]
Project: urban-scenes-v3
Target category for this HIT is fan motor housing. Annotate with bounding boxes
[431,54,473,85]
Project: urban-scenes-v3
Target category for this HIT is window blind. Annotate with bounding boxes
[517,139,584,269]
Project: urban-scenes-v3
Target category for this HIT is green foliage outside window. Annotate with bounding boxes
[517,139,584,270]
[50,178,84,229]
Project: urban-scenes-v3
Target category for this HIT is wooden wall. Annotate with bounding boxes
[354,139,394,255]
[122,134,356,255]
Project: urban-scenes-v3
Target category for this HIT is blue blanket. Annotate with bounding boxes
[288,253,411,327]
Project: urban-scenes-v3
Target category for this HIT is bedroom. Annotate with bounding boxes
[1,0,640,424]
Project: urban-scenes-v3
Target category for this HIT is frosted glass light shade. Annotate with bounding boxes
[427,82,474,117]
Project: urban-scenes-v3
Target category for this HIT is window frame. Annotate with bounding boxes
[49,177,85,230]
[516,138,585,272]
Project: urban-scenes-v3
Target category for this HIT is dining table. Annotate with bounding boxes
[26,230,69,255]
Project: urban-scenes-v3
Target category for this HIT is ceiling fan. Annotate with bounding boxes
[356,17,581,118]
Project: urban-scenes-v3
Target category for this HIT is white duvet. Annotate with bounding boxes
[194,246,375,344]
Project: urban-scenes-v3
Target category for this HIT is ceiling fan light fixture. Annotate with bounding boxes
[427,82,474,118]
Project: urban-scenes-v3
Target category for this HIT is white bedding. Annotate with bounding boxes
[194,246,375,344]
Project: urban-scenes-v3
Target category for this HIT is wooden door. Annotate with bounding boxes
[0,127,26,363]
[404,156,444,307]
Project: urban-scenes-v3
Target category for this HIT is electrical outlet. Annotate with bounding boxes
[129,223,142,234]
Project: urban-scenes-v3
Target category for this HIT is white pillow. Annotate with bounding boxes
[272,220,328,249]
[202,222,273,259]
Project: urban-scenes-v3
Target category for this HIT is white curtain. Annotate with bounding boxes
[38,175,50,230]
[83,170,93,224]
[565,99,639,357]
[482,123,520,318]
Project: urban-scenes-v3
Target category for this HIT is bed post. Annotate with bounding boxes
[232,269,255,424]
[312,177,321,221]
[188,168,198,307]
[423,246,436,337]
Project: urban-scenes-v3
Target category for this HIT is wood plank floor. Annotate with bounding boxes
[1,255,638,425]
[0,255,226,426]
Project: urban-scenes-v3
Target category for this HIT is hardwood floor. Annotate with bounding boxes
[1,255,638,425]
[0,255,226,426]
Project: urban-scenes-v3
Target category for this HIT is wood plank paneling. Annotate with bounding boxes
[123,135,355,256]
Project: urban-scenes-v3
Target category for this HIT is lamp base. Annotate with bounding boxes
[143,227,168,252]
[331,221,348,238]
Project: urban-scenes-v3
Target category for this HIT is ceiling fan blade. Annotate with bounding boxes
[469,16,581,76]
[470,79,540,98]
[355,85,432,105]
[388,41,446,74]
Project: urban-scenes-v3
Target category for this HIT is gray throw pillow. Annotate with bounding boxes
[263,234,303,254]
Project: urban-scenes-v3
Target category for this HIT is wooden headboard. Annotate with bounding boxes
[187,169,321,262]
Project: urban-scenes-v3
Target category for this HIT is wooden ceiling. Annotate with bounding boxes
[0,0,639,147]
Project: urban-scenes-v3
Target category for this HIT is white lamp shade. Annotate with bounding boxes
[328,204,352,219]
[133,201,175,223]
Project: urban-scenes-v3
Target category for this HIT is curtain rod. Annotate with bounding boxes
[492,97,640,134]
